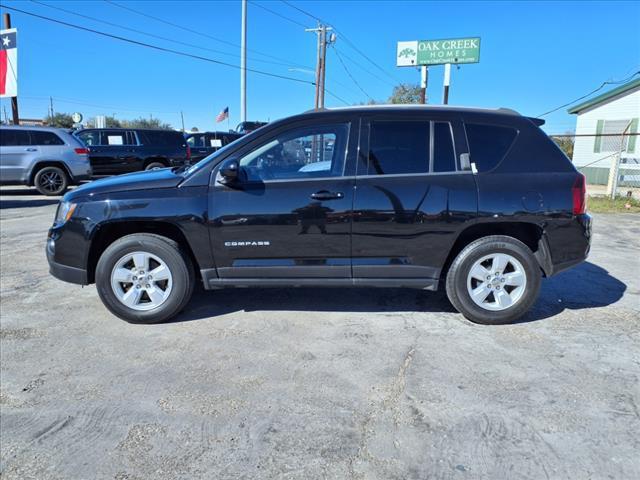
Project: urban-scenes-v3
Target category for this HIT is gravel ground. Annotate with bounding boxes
[1,186,639,480]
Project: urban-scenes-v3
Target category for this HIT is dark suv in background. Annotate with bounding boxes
[47,106,591,325]
[185,131,243,162]
[75,128,190,175]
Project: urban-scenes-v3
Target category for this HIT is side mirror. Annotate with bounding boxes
[219,158,240,184]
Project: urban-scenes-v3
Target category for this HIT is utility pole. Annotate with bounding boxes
[419,66,428,104]
[180,111,185,132]
[49,96,54,119]
[442,63,451,104]
[240,0,247,123]
[3,13,19,124]
[306,24,333,109]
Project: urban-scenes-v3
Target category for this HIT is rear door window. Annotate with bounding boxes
[0,129,30,146]
[432,122,457,172]
[141,130,183,147]
[465,123,518,172]
[101,131,127,146]
[367,121,430,175]
[30,131,65,146]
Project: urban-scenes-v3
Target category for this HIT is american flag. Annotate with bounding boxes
[216,106,229,123]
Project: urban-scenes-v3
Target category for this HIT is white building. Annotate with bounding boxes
[569,78,639,185]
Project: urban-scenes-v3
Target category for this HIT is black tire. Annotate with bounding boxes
[34,166,68,196]
[144,161,167,171]
[95,233,194,324]
[445,235,541,325]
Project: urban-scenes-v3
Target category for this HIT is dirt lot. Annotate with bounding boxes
[1,186,639,480]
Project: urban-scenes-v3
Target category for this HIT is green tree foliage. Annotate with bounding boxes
[388,83,422,104]
[120,116,173,130]
[552,134,575,160]
[44,112,74,128]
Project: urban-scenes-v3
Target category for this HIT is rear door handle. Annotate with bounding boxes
[310,190,344,200]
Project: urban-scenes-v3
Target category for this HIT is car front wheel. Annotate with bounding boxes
[445,235,541,325]
[95,233,194,323]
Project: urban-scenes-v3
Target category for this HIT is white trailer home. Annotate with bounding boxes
[568,78,639,185]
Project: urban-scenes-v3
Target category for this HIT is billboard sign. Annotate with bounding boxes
[397,37,481,66]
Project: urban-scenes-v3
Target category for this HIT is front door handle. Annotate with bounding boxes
[25,148,37,152]
[310,190,344,201]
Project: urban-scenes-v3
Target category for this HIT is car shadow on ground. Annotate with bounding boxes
[172,261,626,325]
[0,188,61,209]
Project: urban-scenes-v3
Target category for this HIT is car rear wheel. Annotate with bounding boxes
[34,166,68,196]
[95,233,194,323]
[145,162,166,170]
[445,235,541,325]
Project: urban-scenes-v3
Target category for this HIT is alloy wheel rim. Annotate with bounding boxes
[466,253,527,311]
[110,251,173,311]
[39,171,63,193]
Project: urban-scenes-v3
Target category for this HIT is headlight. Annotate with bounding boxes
[55,201,77,225]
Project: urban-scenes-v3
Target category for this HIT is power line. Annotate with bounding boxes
[20,95,180,115]
[2,4,315,86]
[103,0,314,71]
[249,0,309,29]
[28,0,308,69]
[329,46,396,88]
[537,71,640,117]
[281,0,400,84]
[331,45,373,102]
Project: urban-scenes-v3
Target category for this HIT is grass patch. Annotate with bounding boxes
[588,195,640,213]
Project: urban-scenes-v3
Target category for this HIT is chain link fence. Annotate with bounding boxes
[550,129,639,199]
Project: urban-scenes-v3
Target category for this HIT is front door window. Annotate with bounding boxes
[239,124,348,181]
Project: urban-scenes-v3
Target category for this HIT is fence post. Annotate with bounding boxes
[607,120,633,199]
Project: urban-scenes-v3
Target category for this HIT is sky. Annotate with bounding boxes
[0,0,639,134]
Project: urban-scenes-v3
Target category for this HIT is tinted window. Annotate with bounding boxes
[367,121,429,175]
[30,131,64,146]
[76,130,100,146]
[239,123,348,181]
[186,134,205,147]
[0,129,30,146]
[465,123,517,172]
[141,130,184,147]
[433,122,456,172]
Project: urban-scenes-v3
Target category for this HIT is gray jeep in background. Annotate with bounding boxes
[0,126,92,196]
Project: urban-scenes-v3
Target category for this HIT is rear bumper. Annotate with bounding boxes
[541,213,592,276]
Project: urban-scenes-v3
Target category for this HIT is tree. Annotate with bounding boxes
[120,116,173,129]
[44,112,74,128]
[85,115,122,128]
[552,133,575,160]
[190,127,199,132]
[388,83,422,104]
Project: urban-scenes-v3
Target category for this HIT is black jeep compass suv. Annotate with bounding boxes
[47,106,591,325]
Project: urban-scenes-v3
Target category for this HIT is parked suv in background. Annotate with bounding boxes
[235,121,267,134]
[47,106,591,325]
[0,126,91,196]
[74,128,190,176]
[185,131,243,161]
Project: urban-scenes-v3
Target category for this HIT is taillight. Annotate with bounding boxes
[74,147,89,155]
[572,173,587,215]
[186,145,191,161]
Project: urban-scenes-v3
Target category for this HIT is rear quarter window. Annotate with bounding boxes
[30,131,65,146]
[465,123,518,172]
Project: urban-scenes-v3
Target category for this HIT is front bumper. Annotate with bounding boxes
[46,235,88,285]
